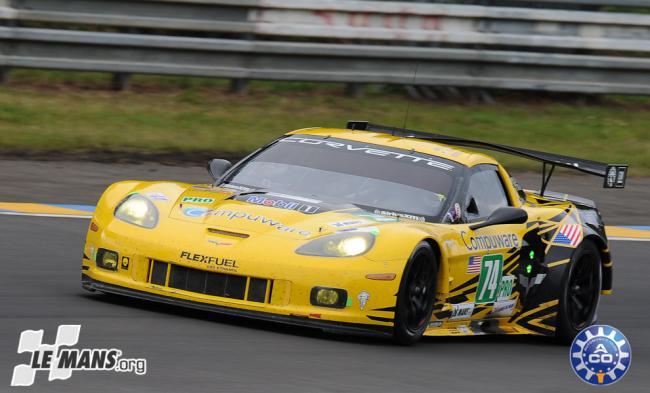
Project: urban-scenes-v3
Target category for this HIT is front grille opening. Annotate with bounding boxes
[150,260,168,286]
[148,260,269,303]
[247,278,268,303]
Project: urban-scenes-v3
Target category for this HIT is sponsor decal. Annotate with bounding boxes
[466,255,482,274]
[342,226,380,236]
[267,192,322,204]
[146,192,168,201]
[180,251,238,270]
[449,303,474,320]
[11,325,146,386]
[428,321,443,328]
[604,165,627,189]
[120,256,130,270]
[554,224,583,247]
[373,209,425,222]
[496,275,515,300]
[606,167,617,189]
[183,207,209,217]
[570,325,631,386]
[518,272,547,295]
[457,325,471,334]
[490,299,516,317]
[245,195,320,214]
[353,211,398,223]
[207,239,234,247]
[181,208,312,236]
[615,167,627,187]
[181,196,214,204]
[475,254,504,304]
[329,219,366,229]
[280,137,455,171]
[357,291,370,311]
[460,231,519,251]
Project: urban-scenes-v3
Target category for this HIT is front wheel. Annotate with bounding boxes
[393,242,438,345]
[556,240,602,344]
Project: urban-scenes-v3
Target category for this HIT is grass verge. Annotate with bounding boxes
[1,70,649,175]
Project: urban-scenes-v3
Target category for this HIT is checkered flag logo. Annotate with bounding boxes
[11,325,81,386]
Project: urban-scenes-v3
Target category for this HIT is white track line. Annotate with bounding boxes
[608,237,650,242]
[0,211,91,219]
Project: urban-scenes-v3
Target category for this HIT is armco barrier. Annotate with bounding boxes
[0,0,648,94]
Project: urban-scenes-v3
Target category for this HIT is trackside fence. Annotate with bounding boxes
[0,0,649,94]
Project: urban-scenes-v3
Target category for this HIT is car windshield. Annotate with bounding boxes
[221,135,462,222]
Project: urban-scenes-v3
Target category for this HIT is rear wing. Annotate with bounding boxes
[346,121,628,193]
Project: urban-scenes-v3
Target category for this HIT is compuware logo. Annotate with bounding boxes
[570,325,631,386]
[11,325,146,386]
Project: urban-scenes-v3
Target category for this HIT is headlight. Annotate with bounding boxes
[96,249,119,271]
[296,231,375,257]
[114,194,158,228]
[310,287,347,308]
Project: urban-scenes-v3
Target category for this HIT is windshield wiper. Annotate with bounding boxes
[224,188,269,200]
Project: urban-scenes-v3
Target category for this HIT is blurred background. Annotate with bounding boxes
[0,0,648,174]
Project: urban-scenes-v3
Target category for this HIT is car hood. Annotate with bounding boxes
[166,185,398,240]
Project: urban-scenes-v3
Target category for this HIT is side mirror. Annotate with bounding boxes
[469,207,528,231]
[207,159,232,181]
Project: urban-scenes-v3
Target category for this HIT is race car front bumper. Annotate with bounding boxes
[82,214,405,335]
[82,273,392,337]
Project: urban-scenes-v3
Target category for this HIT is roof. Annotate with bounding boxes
[287,127,498,168]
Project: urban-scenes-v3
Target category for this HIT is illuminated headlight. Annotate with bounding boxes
[114,194,158,228]
[296,231,375,257]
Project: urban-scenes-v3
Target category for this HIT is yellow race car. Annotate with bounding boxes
[81,121,628,345]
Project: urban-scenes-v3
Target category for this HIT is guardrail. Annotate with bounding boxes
[1,0,649,95]
[377,0,650,7]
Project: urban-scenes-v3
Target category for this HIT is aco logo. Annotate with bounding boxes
[570,325,631,386]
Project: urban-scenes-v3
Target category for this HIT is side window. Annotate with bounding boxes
[465,167,509,221]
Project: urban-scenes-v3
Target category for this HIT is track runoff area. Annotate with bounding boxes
[0,202,648,242]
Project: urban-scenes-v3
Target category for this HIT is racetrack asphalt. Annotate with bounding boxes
[0,161,648,392]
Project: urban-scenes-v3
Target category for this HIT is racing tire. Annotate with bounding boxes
[393,241,438,346]
[556,240,602,345]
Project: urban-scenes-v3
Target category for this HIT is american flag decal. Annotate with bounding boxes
[467,255,482,274]
[554,224,582,246]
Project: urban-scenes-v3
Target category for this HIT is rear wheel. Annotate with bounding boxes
[393,242,438,345]
[556,240,602,344]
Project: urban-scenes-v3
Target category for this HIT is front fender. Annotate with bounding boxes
[363,223,448,262]
[92,181,145,227]
[364,223,452,295]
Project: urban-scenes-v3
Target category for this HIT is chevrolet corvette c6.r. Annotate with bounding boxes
[81,121,628,345]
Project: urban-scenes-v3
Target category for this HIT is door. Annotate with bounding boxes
[445,165,525,323]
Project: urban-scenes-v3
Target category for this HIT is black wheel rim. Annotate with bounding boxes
[567,253,599,330]
[403,255,434,332]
